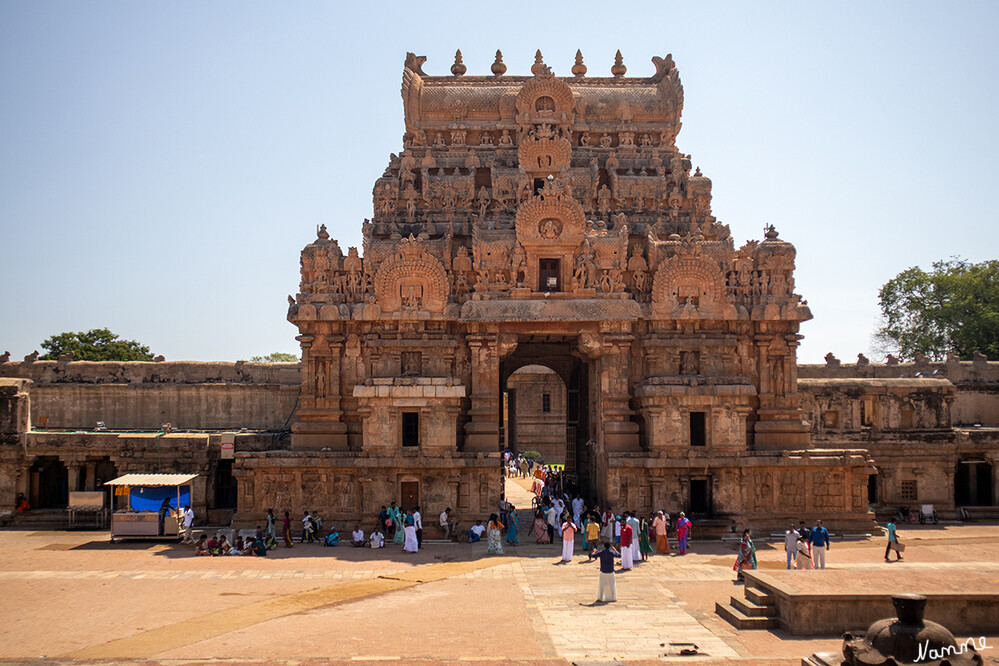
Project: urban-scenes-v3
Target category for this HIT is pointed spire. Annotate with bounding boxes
[531,49,545,76]
[451,49,466,77]
[571,49,587,77]
[611,49,627,77]
[491,49,507,77]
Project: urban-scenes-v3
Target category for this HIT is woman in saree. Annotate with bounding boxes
[530,508,550,544]
[392,507,405,545]
[639,515,654,561]
[676,512,692,554]
[505,508,519,546]
[734,529,756,581]
[487,513,505,555]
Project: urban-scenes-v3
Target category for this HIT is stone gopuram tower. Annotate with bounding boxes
[234,51,875,532]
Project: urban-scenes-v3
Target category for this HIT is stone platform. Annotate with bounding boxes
[733,569,999,636]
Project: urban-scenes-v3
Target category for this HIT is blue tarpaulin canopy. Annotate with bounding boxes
[104,473,197,511]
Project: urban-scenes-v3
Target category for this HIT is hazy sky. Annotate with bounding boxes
[1,2,997,363]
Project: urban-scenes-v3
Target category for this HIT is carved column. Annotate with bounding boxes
[754,332,811,450]
[599,333,641,452]
[84,462,97,491]
[463,333,516,452]
[292,333,349,450]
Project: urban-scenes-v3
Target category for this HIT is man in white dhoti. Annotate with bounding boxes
[594,542,619,603]
[572,495,584,529]
[626,512,642,564]
[619,517,634,570]
[560,518,577,562]
[402,518,418,553]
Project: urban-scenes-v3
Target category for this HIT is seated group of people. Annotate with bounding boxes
[195,531,271,556]
[349,526,386,548]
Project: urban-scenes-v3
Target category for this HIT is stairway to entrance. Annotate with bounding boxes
[715,583,779,629]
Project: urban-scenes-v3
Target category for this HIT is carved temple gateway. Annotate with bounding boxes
[232,50,876,531]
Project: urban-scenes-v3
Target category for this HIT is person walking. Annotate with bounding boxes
[265,508,276,542]
[626,512,642,564]
[884,520,903,561]
[784,523,799,569]
[506,507,520,546]
[734,529,756,581]
[403,515,419,553]
[593,541,620,603]
[652,511,671,554]
[487,513,505,555]
[560,516,577,563]
[282,511,294,548]
[181,504,194,544]
[810,519,830,569]
[676,512,692,555]
[795,533,813,569]
[413,506,423,548]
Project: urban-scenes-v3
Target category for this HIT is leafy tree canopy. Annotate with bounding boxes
[875,258,999,361]
[249,352,299,363]
[40,328,155,361]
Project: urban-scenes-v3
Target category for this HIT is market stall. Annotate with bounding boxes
[103,473,198,542]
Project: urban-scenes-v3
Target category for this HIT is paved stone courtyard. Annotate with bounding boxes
[0,478,997,665]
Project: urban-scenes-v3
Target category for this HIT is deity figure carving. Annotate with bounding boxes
[434,132,446,146]
[599,133,613,148]
[771,357,785,396]
[498,129,513,146]
[480,131,493,145]
[476,187,490,219]
[538,218,562,239]
[510,244,527,287]
[680,350,700,376]
[597,185,612,217]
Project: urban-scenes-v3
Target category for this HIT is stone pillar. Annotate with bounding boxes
[463,333,515,452]
[754,333,811,450]
[84,462,97,491]
[292,334,349,450]
[600,334,640,452]
[67,462,82,494]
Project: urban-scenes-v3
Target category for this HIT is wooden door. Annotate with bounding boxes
[401,481,420,510]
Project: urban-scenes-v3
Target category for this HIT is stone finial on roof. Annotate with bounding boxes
[491,50,507,77]
[316,223,329,241]
[612,50,627,77]
[451,50,467,76]
[531,50,545,75]
[764,224,779,240]
[572,50,587,77]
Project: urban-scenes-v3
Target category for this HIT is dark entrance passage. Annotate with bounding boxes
[29,456,68,508]
[501,338,590,496]
[688,478,713,518]
[955,460,994,506]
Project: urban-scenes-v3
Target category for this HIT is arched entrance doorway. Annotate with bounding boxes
[500,338,591,496]
[506,365,568,463]
[955,459,994,507]
[28,456,68,508]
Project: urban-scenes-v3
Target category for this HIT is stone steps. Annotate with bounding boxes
[714,601,778,629]
[745,586,773,606]
[716,584,779,630]
[731,595,776,617]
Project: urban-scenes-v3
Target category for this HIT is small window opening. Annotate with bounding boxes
[690,411,706,447]
[402,412,420,447]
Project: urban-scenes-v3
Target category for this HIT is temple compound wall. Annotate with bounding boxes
[1,51,996,532]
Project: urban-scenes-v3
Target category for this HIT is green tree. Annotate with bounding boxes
[40,328,155,361]
[875,259,999,361]
[249,352,299,363]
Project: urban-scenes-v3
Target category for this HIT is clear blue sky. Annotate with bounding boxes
[1,1,997,363]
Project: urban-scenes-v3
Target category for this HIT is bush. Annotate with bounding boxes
[521,450,542,460]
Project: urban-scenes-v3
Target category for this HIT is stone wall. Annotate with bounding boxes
[0,361,300,430]
[507,367,567,462]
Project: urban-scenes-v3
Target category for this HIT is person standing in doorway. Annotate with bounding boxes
[784,523,799,569]
[593,541,619,603]
[884,519,903,561]
[810,519,830,569]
